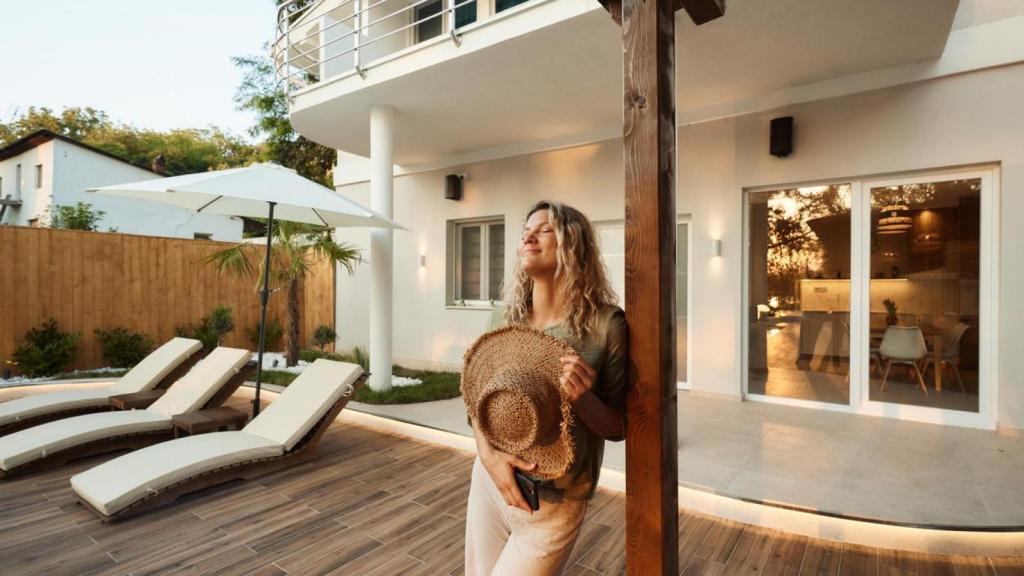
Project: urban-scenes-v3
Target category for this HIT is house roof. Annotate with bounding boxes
[0,129,163,176]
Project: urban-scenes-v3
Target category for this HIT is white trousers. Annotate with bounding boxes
[464,457,588,576]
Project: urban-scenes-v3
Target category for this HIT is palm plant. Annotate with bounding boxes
[205,220,361,366]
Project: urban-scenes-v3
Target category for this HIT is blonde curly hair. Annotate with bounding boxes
[501,200,619,342]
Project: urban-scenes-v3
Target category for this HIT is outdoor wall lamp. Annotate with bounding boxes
[419,254,427,268]
[711,239,723,257]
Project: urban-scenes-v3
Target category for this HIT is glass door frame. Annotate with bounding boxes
[741,165,999,429]
[593,215,692,390]
[677,215,692,390]
[741,179,859,416]
[855,167,998,429]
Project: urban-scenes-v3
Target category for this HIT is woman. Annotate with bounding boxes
[465,200,629,576]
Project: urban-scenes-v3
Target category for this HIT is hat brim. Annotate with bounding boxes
[461,324,577,480]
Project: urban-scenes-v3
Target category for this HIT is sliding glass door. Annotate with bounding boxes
[746,169,995,427]
[861,172,991,422]
[747,185,852,405]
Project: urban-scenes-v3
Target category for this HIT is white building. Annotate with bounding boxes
[0,130,242,240]
[274,0,1024,531]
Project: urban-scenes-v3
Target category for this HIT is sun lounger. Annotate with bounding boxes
[0,347,253,479]
[0,337,204,436]
[71,359,365,522]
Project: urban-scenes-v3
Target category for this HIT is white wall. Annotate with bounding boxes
[0,141,53,225]
[49,140,242,240]
[333,140,625,371]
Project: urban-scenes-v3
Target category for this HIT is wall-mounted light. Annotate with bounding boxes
[419,254,426,268]
[711,239,722,257]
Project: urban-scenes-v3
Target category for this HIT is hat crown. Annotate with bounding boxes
[477,366,562,455]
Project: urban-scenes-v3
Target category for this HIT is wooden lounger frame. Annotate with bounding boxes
[0,363,255,480]
[80,373,368,523]
[0,349,207,437]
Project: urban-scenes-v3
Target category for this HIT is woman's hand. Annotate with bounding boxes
[479,447,537,514]
[560,353,597,403]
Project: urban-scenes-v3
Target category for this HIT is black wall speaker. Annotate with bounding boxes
[770,116,794,158]
[445,174,463,201]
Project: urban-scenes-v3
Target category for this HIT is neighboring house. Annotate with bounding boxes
[0,130,242,240]
[275,0,1023,436]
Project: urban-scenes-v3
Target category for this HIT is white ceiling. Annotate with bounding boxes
[290,0,958,166]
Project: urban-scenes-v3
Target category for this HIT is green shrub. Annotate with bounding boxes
[12,319,81,377]
[352,346,370,372]
[94,328,155,368]
[47,202,106,231]
[311,324,337,352]
[176,305,234,351]
[245,319,284,351]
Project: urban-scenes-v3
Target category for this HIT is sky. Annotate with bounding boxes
[1,0,280,139]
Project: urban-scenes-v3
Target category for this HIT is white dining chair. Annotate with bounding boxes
[879,326,929,396]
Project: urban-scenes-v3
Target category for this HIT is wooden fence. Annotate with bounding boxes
[0,226,335,373]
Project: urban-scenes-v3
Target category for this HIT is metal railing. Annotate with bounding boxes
[273,0,483,94]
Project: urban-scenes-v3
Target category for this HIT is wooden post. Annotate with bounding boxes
[622,0,678,572]
[616,0,723,573]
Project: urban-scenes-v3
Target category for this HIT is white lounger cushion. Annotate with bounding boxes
[243,359,363,451]
[145,347,250,418]
[0,346,250,472]
[71,359,362,516]
[71,431,283,516]
[107,338,203,395]
[0,390,115,428]
[0,337,201,428]
[0,410,170,471]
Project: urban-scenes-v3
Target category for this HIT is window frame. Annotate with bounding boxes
[34,164,43,189]
[448,215,505,307]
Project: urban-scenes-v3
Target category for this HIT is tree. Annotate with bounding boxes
[1,106,261,175]
[206,222,360,366]
[47,202,107,231]
[311,324,337,353]
[233,51,336,186]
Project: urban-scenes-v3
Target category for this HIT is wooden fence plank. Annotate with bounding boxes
[1,227,335,372]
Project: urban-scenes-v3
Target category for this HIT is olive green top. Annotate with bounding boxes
[474,303,629,502]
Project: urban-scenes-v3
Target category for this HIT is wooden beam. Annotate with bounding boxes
[676,0,725,25]
[600,0,723,25]
[622,0,678,572]
[597,0,622,26]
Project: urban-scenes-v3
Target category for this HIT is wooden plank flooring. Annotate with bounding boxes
[0,398,1021,576]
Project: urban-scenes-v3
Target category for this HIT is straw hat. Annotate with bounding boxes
[461,325,577,480]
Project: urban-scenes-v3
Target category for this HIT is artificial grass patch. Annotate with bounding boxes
[260,360,461,405]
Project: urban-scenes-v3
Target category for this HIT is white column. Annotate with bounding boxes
[369,105,394,391]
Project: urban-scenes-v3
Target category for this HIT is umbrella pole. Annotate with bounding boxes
[253,201,277,418]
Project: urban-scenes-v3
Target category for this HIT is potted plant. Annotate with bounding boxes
[883,298,898,326]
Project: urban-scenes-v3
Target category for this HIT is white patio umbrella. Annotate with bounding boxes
[89,162,403,416]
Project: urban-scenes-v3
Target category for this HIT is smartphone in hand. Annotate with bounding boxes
[513,468,541,511]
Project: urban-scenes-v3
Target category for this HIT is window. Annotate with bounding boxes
[193,232,213,240]
[415,0,476,43]
[449,217,504,304]
[495,0,530,13]
[35,164,42,189]
[15,164,22,199]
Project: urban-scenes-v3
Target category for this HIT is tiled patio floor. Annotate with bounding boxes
[2,395,1023,575]
[355,392,1024,527]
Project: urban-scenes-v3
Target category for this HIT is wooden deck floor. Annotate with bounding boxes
[1,398,1022,576]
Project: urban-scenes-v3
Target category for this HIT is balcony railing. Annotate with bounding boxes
[273,0,532,94]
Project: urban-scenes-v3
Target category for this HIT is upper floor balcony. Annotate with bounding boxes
[273,0,985,170]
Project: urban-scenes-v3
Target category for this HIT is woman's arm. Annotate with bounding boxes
[560,358,626,441]
[470,417,537,514]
